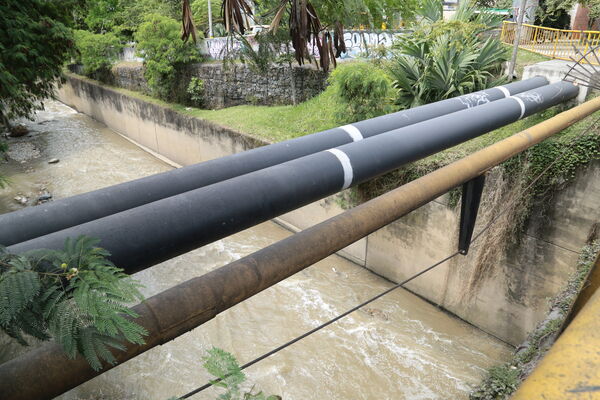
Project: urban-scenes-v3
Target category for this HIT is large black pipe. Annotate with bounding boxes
[7,82,578,273]
[0,78,548,246]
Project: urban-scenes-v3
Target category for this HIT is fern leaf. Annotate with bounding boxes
[79,327,103,371]
[0,270,40,322]
[0,321,29,346]
[18,309,50,341]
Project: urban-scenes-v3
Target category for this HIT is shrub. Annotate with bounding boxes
[74,30,123,79]
[187,77,205,106]
[389,0,507,108]
[329,62,396,123]
[390,34,507,109]
[135,14,201,100]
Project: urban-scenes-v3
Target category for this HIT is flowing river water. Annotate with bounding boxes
[0,101,512,399]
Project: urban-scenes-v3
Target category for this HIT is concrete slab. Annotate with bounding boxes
[523,59,597,103]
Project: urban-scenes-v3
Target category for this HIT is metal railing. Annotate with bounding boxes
[501,20,600,64]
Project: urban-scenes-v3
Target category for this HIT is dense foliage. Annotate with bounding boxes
[329,62,395,122]
[389,0,506,108]
[536,0,600,29]
[187,77,205,106]
[255,0,418,28]
[74,30,123,78]
[83,0,178,36]
[135,14,202,100]
[0,236,147,370]
[0,0,76,126]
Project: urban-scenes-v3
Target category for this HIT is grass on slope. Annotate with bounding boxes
[172,88,341,143]
[504,45,550,78]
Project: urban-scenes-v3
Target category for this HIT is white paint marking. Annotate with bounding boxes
[340,124,363,142]
[496,86,511,98]
[326,149,354,190]
[509,96,526,119]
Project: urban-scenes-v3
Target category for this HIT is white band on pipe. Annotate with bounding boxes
[326,149,354,190]
[509,96,526,119]
[340,124,363,142]
[496,86,511,98]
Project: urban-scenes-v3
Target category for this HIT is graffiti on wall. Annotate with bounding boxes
[341,30,402,58]
[202,30,405,60]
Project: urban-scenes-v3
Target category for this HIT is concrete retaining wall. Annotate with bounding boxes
[56,74,600,345]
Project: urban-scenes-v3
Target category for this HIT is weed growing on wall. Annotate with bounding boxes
[470,241,600,400]
[501,113,600,241]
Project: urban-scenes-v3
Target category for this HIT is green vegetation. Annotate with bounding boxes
[179,88,341,142]
[0,0,75,126]
[191,0,222,36]
[471,364,520,400]
[254,0,418,28]
[201,347,281,400]
[74,30,123,78]
[537,0,600,29]
[187,77,206,107]
[329,62,396,123]
[505,46,550,78]
[0,236,147,371]
[167,348,281,400]
[83,0,178,37]
[471,242,600,400]
[135,14,202,101]
[389,0,506,108]
[237,30,295,74]
[391,36,506,108]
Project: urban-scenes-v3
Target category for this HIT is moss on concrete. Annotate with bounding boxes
[470,242,600,400]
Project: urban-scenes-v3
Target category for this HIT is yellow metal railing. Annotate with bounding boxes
[501,20,600,64]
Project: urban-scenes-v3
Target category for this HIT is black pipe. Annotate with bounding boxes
[0,78,548,246]
[7,82,577,274]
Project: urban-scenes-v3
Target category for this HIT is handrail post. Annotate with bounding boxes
[508,0,528,78]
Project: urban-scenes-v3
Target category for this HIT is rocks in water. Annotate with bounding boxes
[8,124,29,137]
[35,187,53,205]
[48,158,59,164]
[37,193,53,203]
[362,307,389,321]
[13,195,28,205]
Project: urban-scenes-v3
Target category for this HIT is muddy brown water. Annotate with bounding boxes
[0,101,511,399]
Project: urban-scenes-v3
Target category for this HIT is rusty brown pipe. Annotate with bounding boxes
[2,95,600,400]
